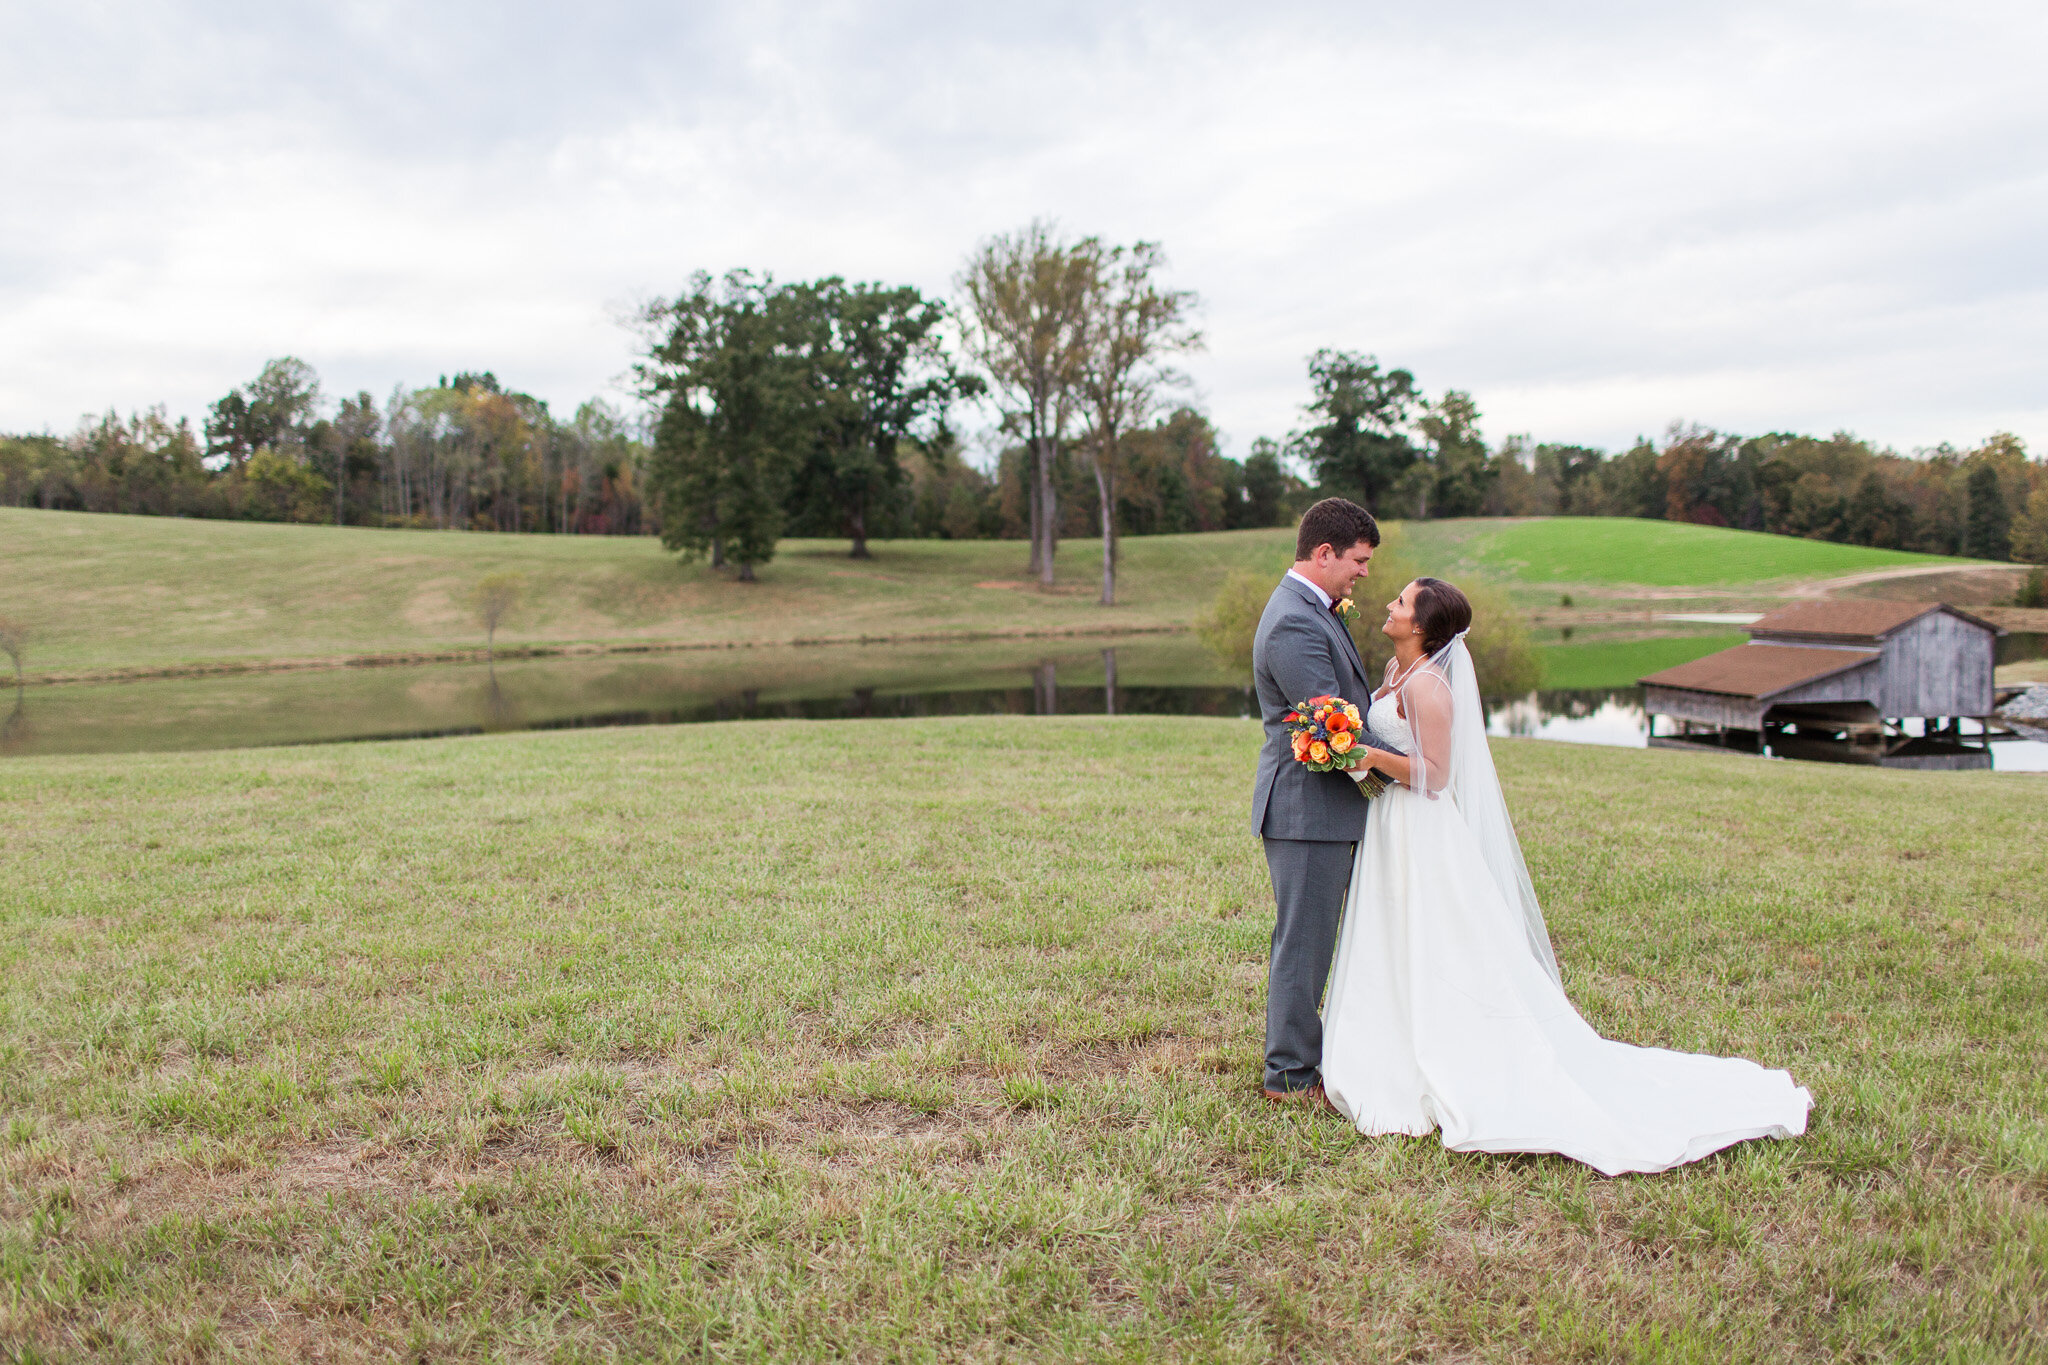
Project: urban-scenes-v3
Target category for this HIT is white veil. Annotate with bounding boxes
[1393,634,1563,987]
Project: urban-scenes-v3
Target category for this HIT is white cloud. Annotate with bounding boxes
[1,0,2043,457]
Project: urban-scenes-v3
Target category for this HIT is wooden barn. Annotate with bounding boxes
[1639,601,2005,769]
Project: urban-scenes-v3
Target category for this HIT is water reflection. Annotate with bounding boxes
[1486,689,1649,748]
[10,630,2045,770]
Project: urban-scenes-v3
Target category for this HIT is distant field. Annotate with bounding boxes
[2,508,1989,676]
[1437,517,1975,587]
[0,508,1299,674]
[1534,632,1747,691]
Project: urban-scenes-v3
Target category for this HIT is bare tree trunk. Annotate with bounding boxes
[1094,459,1114,605]
[1026,414,1043,578]
[1036,431,1058,588]
[1034,660,1057,714]
[738,560,756,583]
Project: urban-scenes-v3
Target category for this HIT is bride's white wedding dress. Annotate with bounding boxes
[1320,645,1811,1177]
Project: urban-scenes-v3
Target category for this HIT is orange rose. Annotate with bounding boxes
[1329,731,1355,754]
[1308,740,1330,763]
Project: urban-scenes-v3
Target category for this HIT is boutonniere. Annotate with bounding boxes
[1335,597,1358,620]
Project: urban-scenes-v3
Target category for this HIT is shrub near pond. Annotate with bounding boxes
[1196,526,1540,694]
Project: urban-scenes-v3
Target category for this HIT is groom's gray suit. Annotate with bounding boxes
[1251,573,1374,1093]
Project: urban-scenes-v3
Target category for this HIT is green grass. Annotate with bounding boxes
[1,719,2042,1359]
[1536,632,1748,690]
[3,509,1994,680]
[0,508,1301,675]
[1444,518,1977,587]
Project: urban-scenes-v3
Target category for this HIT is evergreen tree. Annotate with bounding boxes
[1964,462,2010,560]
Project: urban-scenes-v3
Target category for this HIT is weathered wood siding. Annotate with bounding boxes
[1642,687,1764,729]
[1747,608,1999,718]
[1770,655,1883,708]
[1875,612,1996,716]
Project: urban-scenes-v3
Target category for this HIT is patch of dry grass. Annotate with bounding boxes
[0,719,2042,1360]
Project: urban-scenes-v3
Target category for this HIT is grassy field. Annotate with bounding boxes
[1417,518,1975,588]
[1,719,2042,1360]
[0,508,1300,676]
[1533,632,1748,691]
[2,509,1994,679]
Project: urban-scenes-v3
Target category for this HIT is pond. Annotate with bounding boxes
[4,630,2043,770]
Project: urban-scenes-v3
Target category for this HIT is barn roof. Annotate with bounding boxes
[1640,643,1877,699]
[1747,600,2002,643]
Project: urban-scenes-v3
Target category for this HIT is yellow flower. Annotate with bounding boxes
[1329,731,1355,754]
[1308,740,1330,763]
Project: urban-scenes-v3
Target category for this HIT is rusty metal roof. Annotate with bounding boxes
[1640,643,1878,699]
[1748,599,2002,643]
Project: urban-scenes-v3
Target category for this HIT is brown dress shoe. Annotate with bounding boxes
[1262,1082,1336,1114]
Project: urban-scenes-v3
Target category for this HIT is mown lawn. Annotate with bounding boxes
[1,719,2042,1360]
[0,508,1299,675]
[4,508,1989,678]
[1534,632,1748,691]
[1451,518,1974,587]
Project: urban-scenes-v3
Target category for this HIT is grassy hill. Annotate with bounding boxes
[1,508,1993,677]
[1,719,2040,1358]
[0,508,1300,674]
[1409,516,1976,587]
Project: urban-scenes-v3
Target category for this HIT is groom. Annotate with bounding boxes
[1251,497,1379,1104]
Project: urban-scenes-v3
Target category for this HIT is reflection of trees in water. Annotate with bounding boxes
[0,615,28,753]
[1485,688,1647,740]
[1998,631,2048,666]
[480,667,521,731]
[0,691,27,754]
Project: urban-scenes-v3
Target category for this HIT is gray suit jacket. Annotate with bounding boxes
[1250,574,1375,841]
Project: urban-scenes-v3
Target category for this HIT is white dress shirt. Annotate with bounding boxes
[1285,569,1333,610]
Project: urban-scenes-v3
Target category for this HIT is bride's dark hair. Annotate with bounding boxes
[1411,577,1473,654]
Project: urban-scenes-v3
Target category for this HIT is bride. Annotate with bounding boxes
[1319,577,1811,1176]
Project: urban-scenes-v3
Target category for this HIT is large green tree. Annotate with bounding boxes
[641,271,811,581]
[788,280,980,558]
[1412,389,1492,518]
[1289,350,1419,514]
[205,357,321,471]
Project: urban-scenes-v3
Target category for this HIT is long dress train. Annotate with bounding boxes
[1319,685,1810,1177]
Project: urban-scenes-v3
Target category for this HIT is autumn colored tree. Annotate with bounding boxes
[957,221,1096,586]
[1075,240,1201,604]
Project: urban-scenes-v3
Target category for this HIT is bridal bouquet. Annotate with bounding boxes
[1284,695,1389,797]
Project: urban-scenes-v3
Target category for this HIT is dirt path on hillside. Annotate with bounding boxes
[1789,563,2012,598]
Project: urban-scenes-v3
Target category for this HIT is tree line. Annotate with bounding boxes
[0,361,652,535]
[6,215,2044,576]
[1287,353,2047,563]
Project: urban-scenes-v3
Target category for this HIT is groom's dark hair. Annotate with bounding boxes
[1295,498,1380,561]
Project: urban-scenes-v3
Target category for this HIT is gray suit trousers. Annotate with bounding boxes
[1261,836,1356,1092]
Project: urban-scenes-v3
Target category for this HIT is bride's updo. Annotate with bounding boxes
[1411,577,1473,654]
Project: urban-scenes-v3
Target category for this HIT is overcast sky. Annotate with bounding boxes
[4,1,2044,460]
